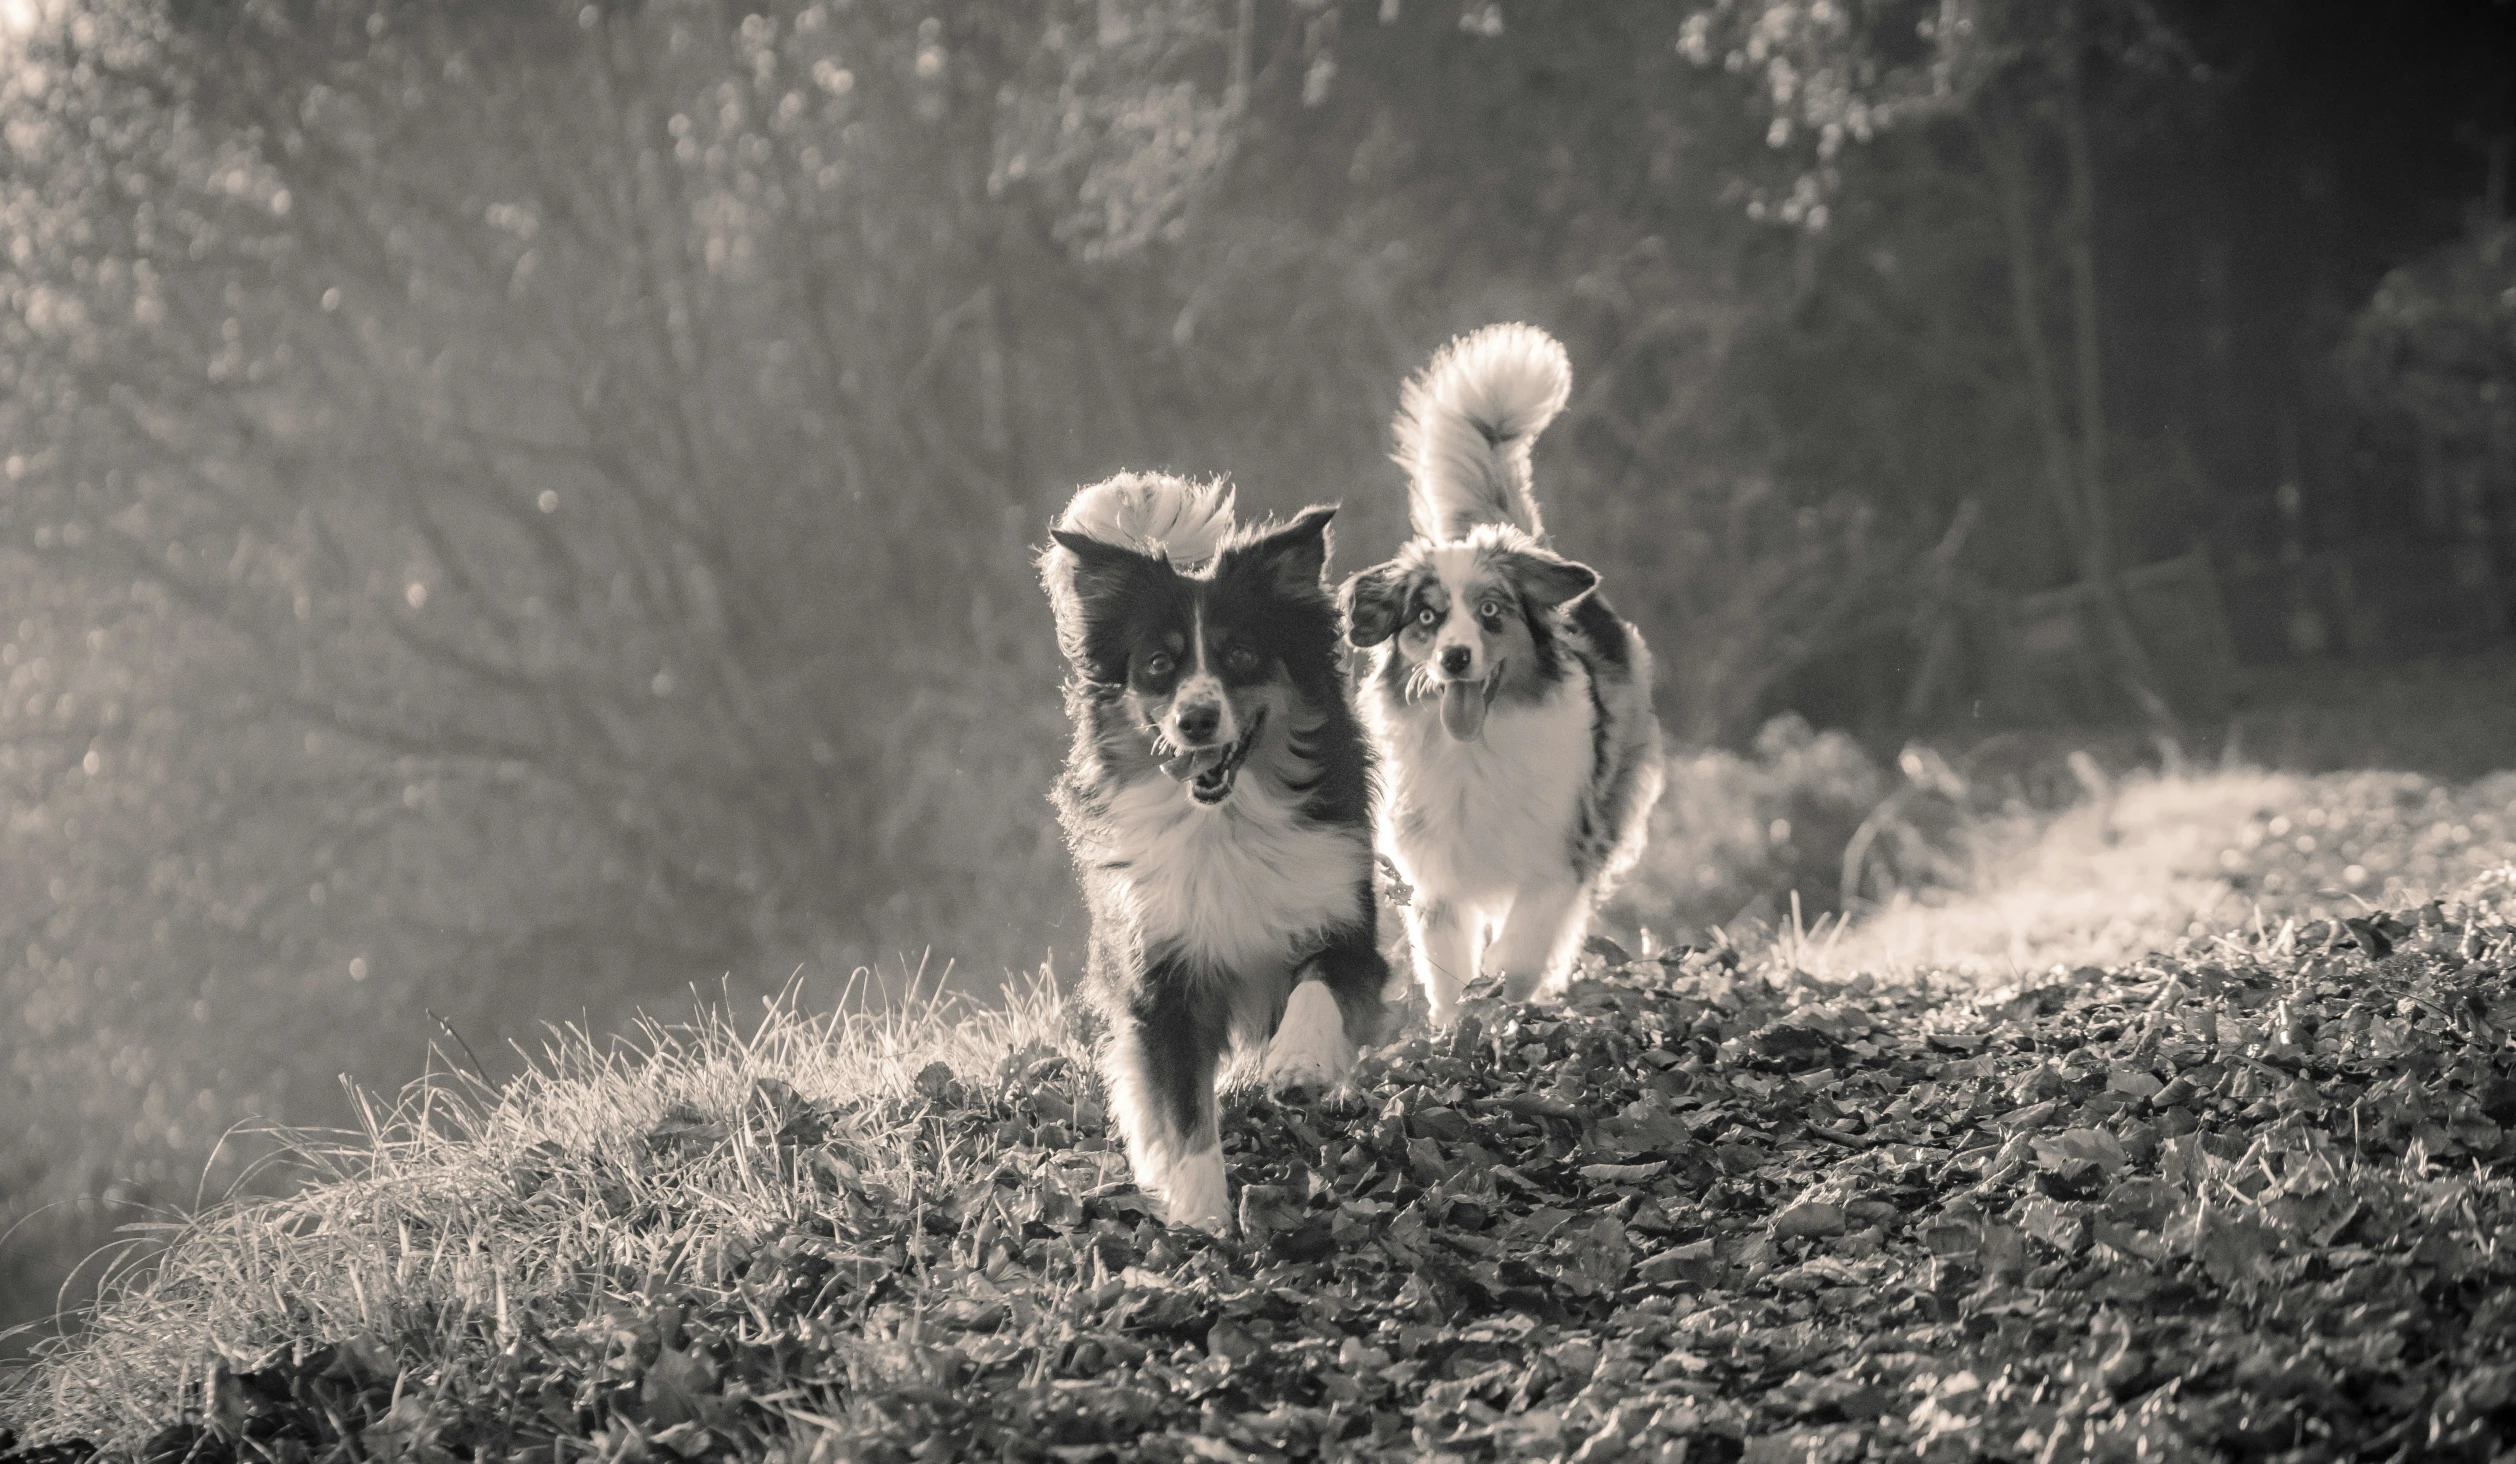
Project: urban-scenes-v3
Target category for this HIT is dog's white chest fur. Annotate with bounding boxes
[1103,777,1367,973]
[1375,671,1595,899]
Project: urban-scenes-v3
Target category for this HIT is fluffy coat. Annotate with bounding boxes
[1041,475,1389,1229]
[1344,325,1665,1024]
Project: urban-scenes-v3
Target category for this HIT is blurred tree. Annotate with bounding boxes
[2341,215,2516,591]
[1682,0,2207,730]
[0,0,1919,1330]
[0,0,1213,1321]
[1,0,1142,1010]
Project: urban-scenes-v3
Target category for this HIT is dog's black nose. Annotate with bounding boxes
[1175,702,1221,743]
[1439,645,1472,677]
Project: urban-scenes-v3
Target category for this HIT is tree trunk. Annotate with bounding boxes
[1972,16,2182,737]
[2057,8,2183,739]
[1978,112,2083,564]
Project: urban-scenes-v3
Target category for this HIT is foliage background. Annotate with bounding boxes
[1,0,2510,1338]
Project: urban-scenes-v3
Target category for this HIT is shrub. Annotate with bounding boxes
[1615,715,1889,940]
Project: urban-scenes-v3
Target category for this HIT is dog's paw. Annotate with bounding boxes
[1162,1147,1231,1233]
[1419,968,1469,1030]
[1495,967,1553,1005]
[1263,981,1355,1096]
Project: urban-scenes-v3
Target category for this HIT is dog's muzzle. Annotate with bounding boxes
[1159,708,1265,805]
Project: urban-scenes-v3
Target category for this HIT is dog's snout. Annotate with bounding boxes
[1438,645,1473,678]
[1174,700,1221,743]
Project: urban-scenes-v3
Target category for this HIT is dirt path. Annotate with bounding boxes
[1816,768,2516,988]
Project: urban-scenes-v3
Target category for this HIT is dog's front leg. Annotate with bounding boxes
[1263,925,1390,1095]
[1409,896,1480,1027]
[1488,879,1586,1004]
[1106,959,1233,1231]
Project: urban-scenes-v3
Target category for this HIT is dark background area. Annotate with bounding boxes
[2118,0,2516,635]
[1,0,2511,1344]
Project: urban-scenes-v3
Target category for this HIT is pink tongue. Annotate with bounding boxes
[1440,679,1487,741]
[1161,745,1230,782]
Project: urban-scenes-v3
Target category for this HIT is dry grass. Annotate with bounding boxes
[0,964,1086,1447]
[1795,768,2306,987]
[1787,763,2516,989]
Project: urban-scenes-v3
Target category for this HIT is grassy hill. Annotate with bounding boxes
[5,768,2516,1462]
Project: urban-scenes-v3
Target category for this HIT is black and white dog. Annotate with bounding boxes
[1040,473,1391,1230]
[1342,324,1665,1026]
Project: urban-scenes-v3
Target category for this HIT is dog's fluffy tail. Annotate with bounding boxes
[1395,322,1572,543]
[1055,472,1237,567]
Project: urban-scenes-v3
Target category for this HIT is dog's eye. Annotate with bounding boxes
[1415,607,1438,627]
[1479,599,1502,622]
[1223,646,1259,673]
[1142,653,1174,680]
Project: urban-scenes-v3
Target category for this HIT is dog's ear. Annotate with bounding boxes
[1041,529,1165,676]
[1048,528,1166,601]
[1501,548,1598,612]
[1215,504,1336,598]
[1050,526,1160,571]
[1340,562,1408,647]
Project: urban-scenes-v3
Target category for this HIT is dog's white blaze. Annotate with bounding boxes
[1261,980,1354,1092]
[1370,665,1596,908]
[1165,600,1239,750]
[1425,544,1486,673]
[1103,773,1368,977]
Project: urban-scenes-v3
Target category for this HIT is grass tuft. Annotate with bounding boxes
[1,963,1084,1447]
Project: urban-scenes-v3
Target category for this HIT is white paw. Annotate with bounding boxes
[1495,967,1555,1005]
[1263,981,1355,1095]
[1163,1146,1231,1232]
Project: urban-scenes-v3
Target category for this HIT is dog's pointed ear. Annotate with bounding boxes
[1340,562,1407,647]
[1047,527,1166,591]
[1049,527,1159,568]
[1041,528,1164,677]
[1506,548,1598,611]
[1216,504,1336,596]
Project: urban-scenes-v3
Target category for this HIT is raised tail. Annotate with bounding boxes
[1393,322,1572,543]
[1054,471,1237,567]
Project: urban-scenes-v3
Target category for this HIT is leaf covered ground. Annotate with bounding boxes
[8,774,2516,1463]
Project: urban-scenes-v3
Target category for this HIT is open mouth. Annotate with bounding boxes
[1160,708,1265,805]
[1438,668,1501,741]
